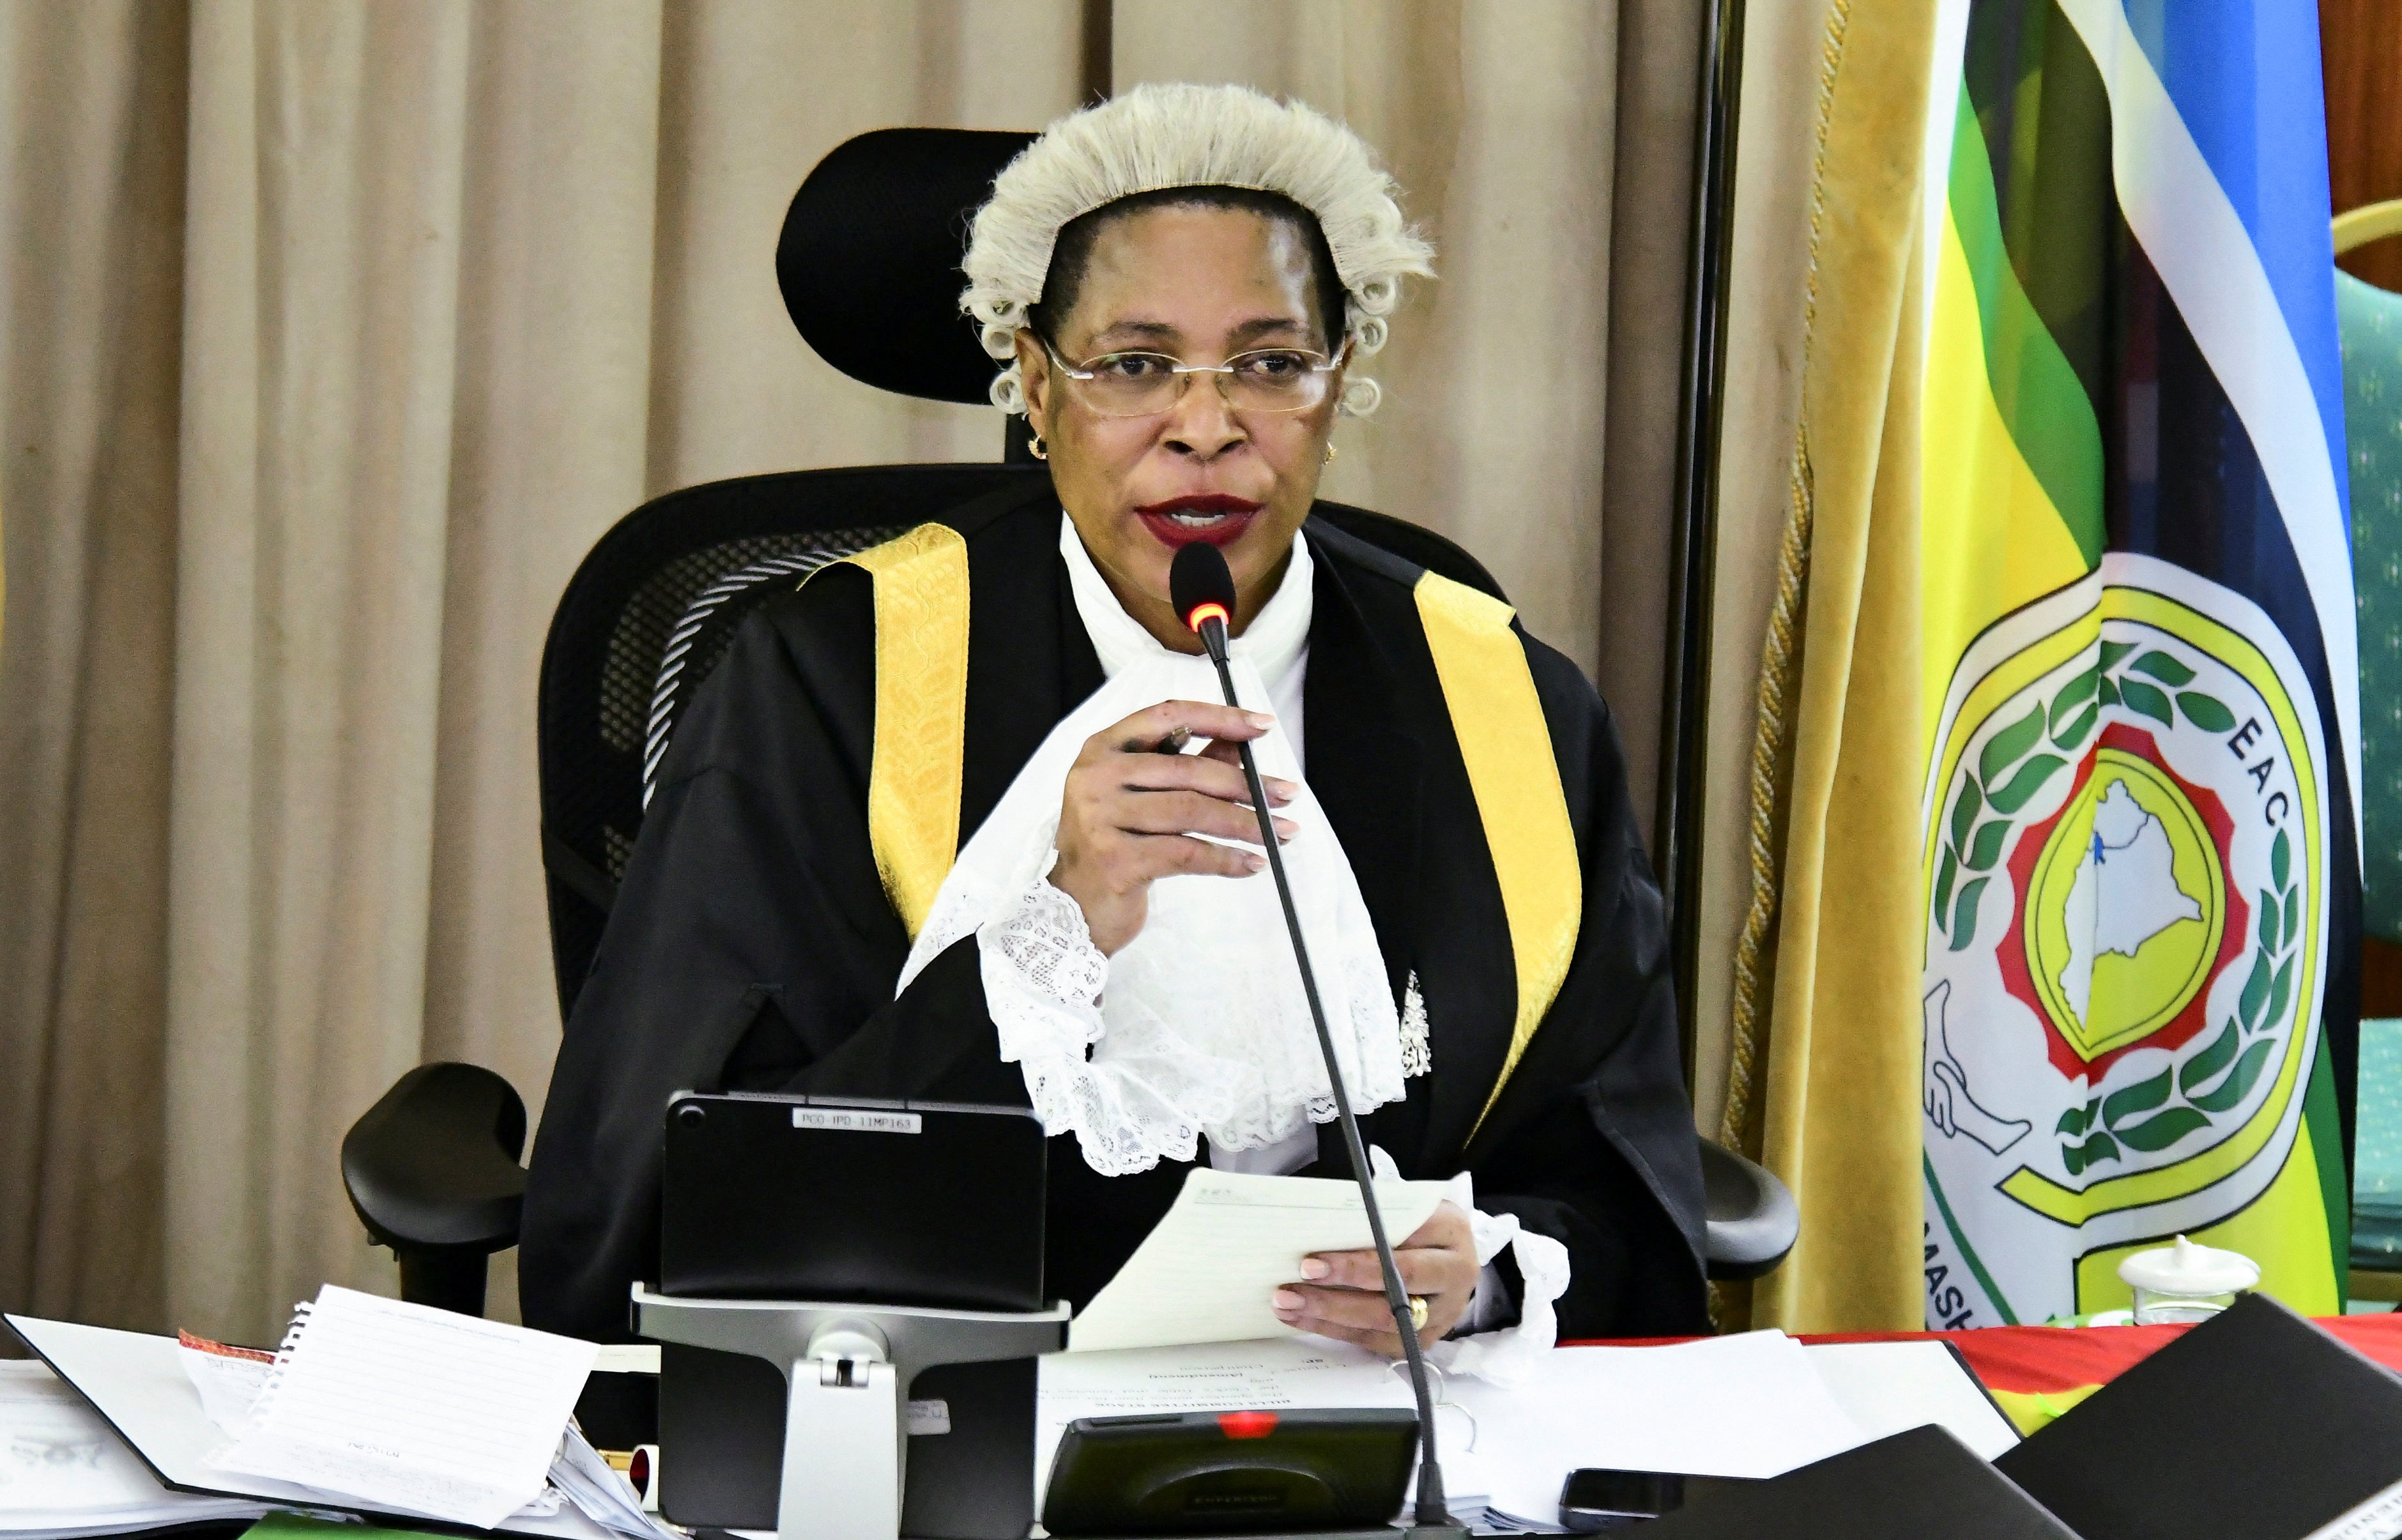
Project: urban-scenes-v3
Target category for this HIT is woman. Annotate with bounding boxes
[521,82,1707,1358]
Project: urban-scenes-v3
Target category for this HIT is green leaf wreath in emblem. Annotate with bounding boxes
[1927,638,2293,1178]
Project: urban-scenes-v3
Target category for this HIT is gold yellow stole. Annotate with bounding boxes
[815,522,970,939]
[834,524,1580,1128]
[1411,572,1582,1137]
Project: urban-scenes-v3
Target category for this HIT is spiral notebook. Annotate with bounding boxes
[10,1287,610,1534]
[202,1285,599,1529]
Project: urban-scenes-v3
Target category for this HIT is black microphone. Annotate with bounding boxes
[1168,540,1463,1536]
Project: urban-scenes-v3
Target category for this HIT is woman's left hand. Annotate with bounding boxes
[1271,1200,1480,1357]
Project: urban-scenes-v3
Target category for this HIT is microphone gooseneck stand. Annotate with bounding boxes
[1176,545,1465,1538]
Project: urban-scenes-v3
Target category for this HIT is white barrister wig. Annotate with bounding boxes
[961,82,1436,417]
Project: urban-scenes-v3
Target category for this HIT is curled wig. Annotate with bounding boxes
[960,82,1435,417]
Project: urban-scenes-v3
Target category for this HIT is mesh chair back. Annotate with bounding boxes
[536,464,1504,1021]
[2339,268,2402,945]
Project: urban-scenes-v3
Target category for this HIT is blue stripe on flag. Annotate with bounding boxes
[2118,0,2350,521]
[2060,0,2360,837]
[2111,236,2359,929]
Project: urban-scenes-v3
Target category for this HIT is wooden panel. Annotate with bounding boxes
[2324,0,2402,291]
[2366,935,2402,1019]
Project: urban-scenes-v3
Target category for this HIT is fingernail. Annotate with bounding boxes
[1299,1258,1331,1279]
[1246,853,1267,872]
[1271,1290,1303,1311]
[1268,779,1297,804]
[1245,712,1275,731]
[1274,818,1297,842]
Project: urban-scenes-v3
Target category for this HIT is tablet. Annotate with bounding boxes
[658,1092,1046,1312]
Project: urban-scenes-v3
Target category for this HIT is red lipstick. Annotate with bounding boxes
[1134,492,1264,549]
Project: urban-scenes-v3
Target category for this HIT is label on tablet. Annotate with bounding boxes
[792,1107,921,1134]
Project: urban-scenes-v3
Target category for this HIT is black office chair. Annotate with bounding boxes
[341,126,1799,1318]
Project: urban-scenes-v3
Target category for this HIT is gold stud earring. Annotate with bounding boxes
[1323,441,1338,464]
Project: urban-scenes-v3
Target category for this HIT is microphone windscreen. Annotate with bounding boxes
[1170,541,1239,633]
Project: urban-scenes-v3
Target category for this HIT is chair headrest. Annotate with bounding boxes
[778,127,1036,406]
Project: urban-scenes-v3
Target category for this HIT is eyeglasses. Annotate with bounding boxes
[1041,336,1347,418]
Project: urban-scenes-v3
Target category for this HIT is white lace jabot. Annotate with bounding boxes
[893,515,1405,1178]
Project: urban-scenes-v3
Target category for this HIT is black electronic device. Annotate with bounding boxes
[1557,1468,1759,1529]
[1040,1409,1419,1537]
[1640,1426,2075,1539]
[654,1092,1050,1536]
[659,1092,1045,1311]
[1169,539,1460,1537]
[1995,1292,2402,1540]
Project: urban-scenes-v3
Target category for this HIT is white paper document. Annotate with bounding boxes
[9,1306,620,1538]
[173,1332,272,1439]
[1802,1339,2020,1459]
[0,1360,264,1538]
[549,1424,672,1540]
[1465,1334,1869,1523]
[205,1285,597,1530]
[1067,1168,1449,1353]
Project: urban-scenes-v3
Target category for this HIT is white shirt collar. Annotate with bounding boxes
[1058,512,1313,690]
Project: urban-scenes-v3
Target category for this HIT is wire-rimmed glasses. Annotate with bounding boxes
[1042,336,1347,418]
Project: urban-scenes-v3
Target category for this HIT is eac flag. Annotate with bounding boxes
[1918,0,2360,1325]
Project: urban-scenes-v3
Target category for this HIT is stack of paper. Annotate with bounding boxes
[548,1428,662,1539]
[0,1361,263,1539]
[7,1289,671,1540]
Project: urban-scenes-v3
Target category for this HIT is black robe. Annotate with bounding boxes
[519,488,1708,1343]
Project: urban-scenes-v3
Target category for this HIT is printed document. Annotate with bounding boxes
[0,1360,263,1537]
[9,1297,632,1537]
[1067,1168,1448,1352]
[206,1285,596,1529]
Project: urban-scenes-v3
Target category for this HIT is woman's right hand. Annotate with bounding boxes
[1049,699,1297,955]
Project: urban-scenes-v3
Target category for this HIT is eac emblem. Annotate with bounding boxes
[1919,554,2328,1327]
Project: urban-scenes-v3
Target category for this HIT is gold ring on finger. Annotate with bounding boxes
[1408,1295,1430,1332]
[1157,725,1192,753]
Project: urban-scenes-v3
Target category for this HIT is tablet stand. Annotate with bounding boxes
[631,1285,1071,1540]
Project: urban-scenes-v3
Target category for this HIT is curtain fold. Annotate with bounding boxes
[168,0,481,1346]
[1596,0,1703,839]
[0,0,189,1334]
[1714,0,1936,1334]
[1,0,1683,1344]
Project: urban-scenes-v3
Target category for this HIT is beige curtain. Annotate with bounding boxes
[1,0,1697,1346]
[1112,0,1701,825]
[0,1,190,1336]
[1696,0,1936,1332]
